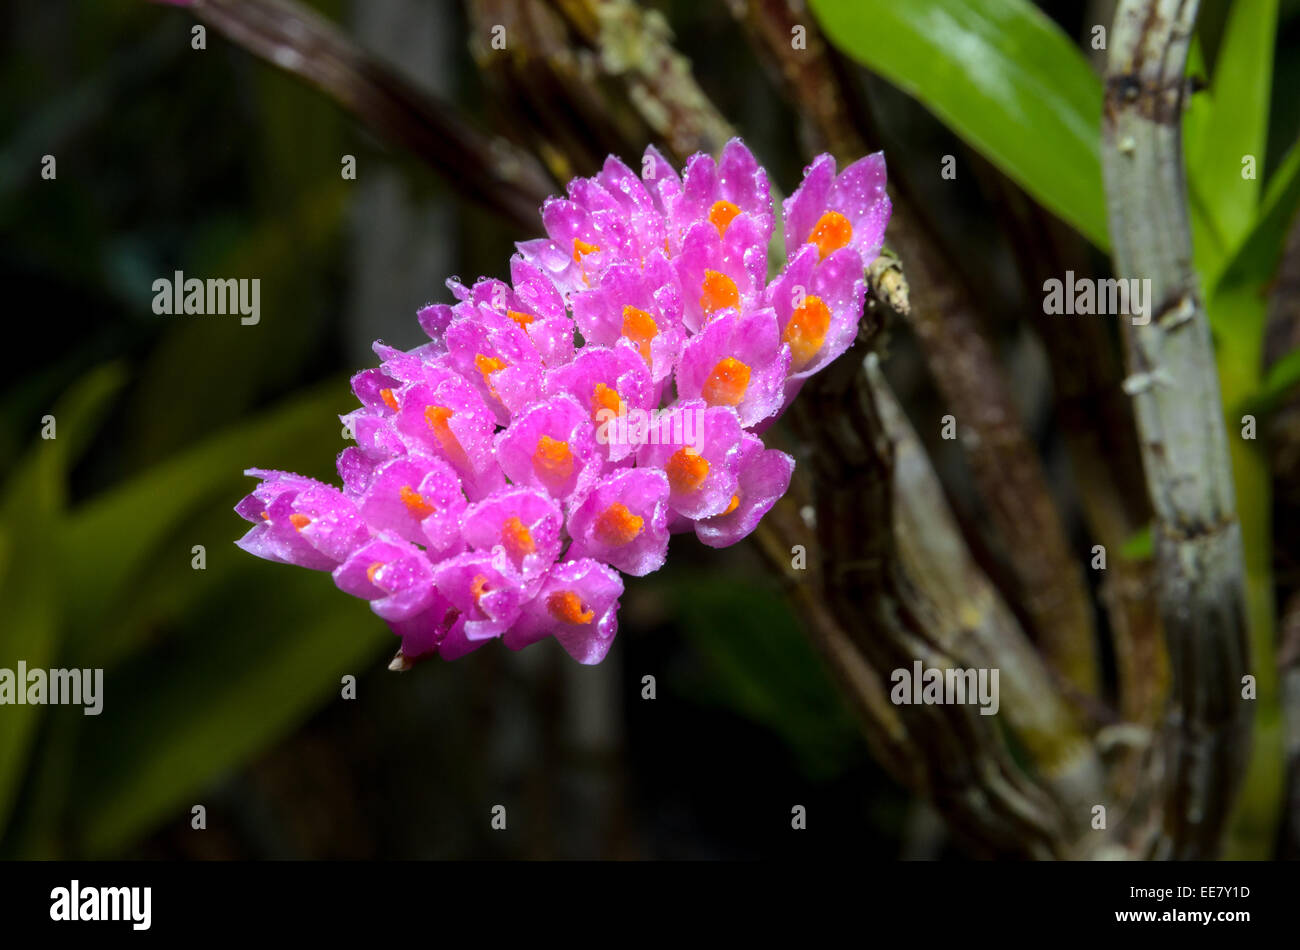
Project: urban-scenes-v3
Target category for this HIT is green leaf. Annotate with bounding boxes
[810,0,1108,248]
[1211,138,1300,308]
[1189,0,1276,269]
[1250,346,1300,416]
[0,364,128,835]
[67,565,389,857]
[0,513,58,839]
[1183,37,1211,168]
[669,573,860,779]
[1209,138,1300,417]
[60,378,347,666]
[1185,37,1232,280]
[124,186,346,467]
[3,374,372,856]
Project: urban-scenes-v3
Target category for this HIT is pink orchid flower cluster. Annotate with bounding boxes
[236,141,890,665]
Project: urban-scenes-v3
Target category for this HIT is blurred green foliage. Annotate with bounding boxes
[812,0,1109,247]
[0,0,400,858]
[670,575,861,781]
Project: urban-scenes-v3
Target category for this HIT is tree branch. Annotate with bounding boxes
[793,351,1107,857]
[466,0,735,176]
[751,494,921,791]
[989,179,1166,742]
[1102,0,1252,858]
[162,0,557,231]
[730,0,1102,700]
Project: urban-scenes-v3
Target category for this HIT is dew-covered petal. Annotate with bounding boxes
[387,377,504,500]
[386,589,461,659]
[351,366,402,410]
[717,138,773,240]
[515,237,576,292]
[594,155,666,254]
[236,470,370,570]
[694,435,794,548]
[767,242,866,384]
[782,153,836,258]
[505,559,623,664]
[417,302,454,350]
[675,308,790,428]
[673,221,757,333]
[340,406,407,461]
[494,393,603,501]
[357,453,468,557]
[508,256,576,367]
[571,257,684,384]
[443,307,545,424]
[431,551,525,641]
[460,487,564,590]
[567,467,671,576]
[635,400,742,519]
[332,533,436,622]
[336,446,379,498]
[545,344,657,462]
[784,152,891,266]
[830,151,891,263]
[640,144,682,218]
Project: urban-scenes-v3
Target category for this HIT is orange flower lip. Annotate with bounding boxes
[700,269,739,317]
[547,590,595,625]
[808,210,853,261]
[400,485,435,519]
[592,502,644,547]
[533,434,575,486]
[708,199,741,237]
[702,357,751,407]
[666,447,709,494]
[573,238,600,286]
[425,405,469,467]
[784,294,831,371]
[502,515,536,560]
[475,354,508,399]
[591,382,623,420]
[621,305,659,363]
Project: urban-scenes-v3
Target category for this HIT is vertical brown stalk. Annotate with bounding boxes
[991,182,1166,737]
